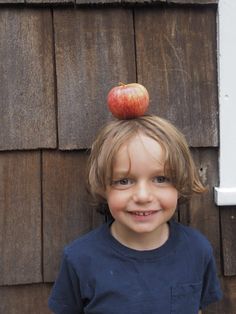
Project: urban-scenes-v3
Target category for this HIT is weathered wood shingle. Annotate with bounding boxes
[54,8,136,149]
[43,150,103,281]
[0,151,42,285]
[0,0,219,4]
[0,9,56,151]
[0,284,52,314]
[135,7,218,147]
[179,148,221,271]
[221,206,236,276]
[168,0,217,3]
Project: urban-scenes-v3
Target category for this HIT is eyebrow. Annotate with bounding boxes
[112,167,165,177]
[112,170,130,178]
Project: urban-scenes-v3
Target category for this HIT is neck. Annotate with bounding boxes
[110,222,169,251]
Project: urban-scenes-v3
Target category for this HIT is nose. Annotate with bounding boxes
[132,181,153,203]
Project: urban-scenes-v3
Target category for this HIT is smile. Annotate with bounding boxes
[129,210,159,216]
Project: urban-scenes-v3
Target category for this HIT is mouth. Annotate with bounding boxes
[128,210,160,217]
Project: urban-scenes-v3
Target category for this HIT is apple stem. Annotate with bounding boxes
[118,82,126,87]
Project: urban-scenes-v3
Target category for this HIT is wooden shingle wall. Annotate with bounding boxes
[0,1,235,313]
[0,0,219,4]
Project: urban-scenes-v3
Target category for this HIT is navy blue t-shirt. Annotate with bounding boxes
[48,220,222,314]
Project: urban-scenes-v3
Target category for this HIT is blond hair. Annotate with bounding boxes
[87,115,206,205]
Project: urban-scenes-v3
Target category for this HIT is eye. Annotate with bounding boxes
[111,178,134,188]
[113,178,131,185]
[153,176,170,184]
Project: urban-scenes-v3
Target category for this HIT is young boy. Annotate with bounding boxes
[48,115,222,314]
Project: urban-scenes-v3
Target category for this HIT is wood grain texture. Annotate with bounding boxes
[0,0,24,3]
[121,0,166,3]
[220,207,236,276]
[0,9,56,151]
[54,8,136,149]
[203,277,236,314]
[0,0,218,3]
[0,151,42,285]
[27,0,73,3]
[220,277,236,314]
[43,150,103,282]
[76,0,121,3]
[135,7,218,147]
[0,284,52,314]
[76,0,166,3]
[178,148,221,272]
[168,0,217,3]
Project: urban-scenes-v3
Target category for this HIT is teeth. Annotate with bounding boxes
[132,211,153,216]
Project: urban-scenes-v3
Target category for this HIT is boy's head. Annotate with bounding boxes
[87,115,205,206]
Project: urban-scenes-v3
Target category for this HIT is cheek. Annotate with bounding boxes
[160,189,178,208]
[106,190,126,213]
[106,190,118,209]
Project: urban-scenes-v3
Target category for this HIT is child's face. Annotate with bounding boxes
[105,133,178,244]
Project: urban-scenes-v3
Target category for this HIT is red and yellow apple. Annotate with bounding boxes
[107,83,149,119]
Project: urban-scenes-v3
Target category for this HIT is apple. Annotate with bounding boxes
[107,82,149,119]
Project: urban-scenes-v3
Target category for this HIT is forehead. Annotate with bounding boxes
[112,134,165,172]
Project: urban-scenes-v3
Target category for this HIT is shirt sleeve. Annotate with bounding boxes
[200,250,223,309]
[48,251,84,314]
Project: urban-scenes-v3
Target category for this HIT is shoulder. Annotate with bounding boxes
[172,220,212,248]
[171,220,213,260]
[63,223,108,263]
